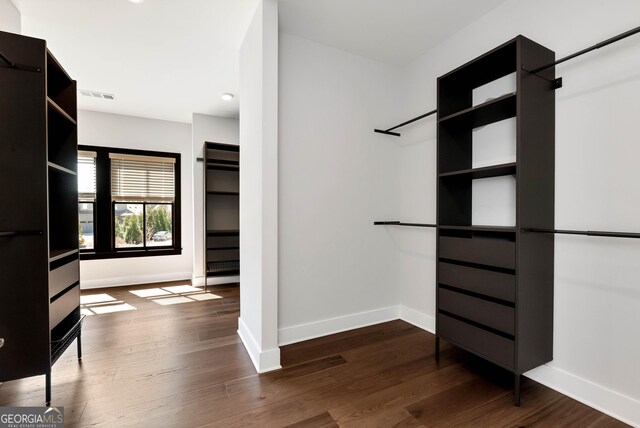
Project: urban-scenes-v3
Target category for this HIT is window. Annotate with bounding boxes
[77,146,181,260]
[78,151,96,250]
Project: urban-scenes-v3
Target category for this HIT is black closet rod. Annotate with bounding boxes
[374,24,640,137]
[374,221,436,228]
[0,50,41,73]
[374,109,437,137]
[523,228,640,239]
[528,24,640,74]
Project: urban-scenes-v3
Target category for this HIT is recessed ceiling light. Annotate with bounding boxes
[220,93,234,101]
[128,0,144,3]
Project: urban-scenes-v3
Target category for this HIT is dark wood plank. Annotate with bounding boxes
[284,411,338,428]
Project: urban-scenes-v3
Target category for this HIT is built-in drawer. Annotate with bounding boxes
[49,259,79,299]
[439,236,515,269]
[438,313,514,369]
[439,262,515,302]
[50,284,80,329]
[438,287,514,335]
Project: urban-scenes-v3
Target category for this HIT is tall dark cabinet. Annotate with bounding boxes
[205,142,240,283]
[435,36,555,405]
[0,31,82,405]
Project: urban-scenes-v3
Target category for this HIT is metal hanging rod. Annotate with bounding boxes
[525,24,640,89]
[374,221,436,228]
[523,228,640,240]
[0,230,44,238]
[529,25,640,75]
[374,109,437,137]
[375,24,640,136]
[0,50,41,73]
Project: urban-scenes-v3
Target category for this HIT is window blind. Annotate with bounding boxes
[78,150,97,201]
[110,153,176,203]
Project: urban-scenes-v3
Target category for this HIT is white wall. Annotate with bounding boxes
[191,113,239,286]
[0,0,20,34]
[238,0,280,373]
[278,33,406,344]
[77,110,194,289]
[399,0,640,424]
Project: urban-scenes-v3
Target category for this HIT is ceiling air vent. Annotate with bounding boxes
[79,89,115,101]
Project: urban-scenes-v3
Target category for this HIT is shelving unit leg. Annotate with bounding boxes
[77,334,82,360]
[45,368,51,406]
[435,336,440,362]
[514,373,521,407]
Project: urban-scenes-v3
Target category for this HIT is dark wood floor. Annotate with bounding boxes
[0,281,627,427]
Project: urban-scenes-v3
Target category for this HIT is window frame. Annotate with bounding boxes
[78,145,181,260]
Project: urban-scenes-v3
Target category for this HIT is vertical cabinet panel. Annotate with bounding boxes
[0,236,49,380]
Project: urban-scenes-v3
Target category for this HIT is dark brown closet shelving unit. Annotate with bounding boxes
[205,142,240,281]
[0,30,83,405]
[435,35,555,406]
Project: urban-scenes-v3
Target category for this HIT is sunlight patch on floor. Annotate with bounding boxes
[129,288,172,298]
[80,293,116,305]
[151,296,193,305]
[90,303,137,314]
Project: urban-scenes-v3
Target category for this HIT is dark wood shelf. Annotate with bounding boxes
[49,248,79,263]
[47,97,77,126]
[207,165,239,172]
[207,230,239,237]
[48,161,77,176]
[206,141,239,152]
[207,191,239,196]
[438,92,516,128]
[207,246,240,251]
[439,225,516,233]
[439,162,516,180]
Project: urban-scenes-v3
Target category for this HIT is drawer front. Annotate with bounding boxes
[439,236,515,269]
[50,284,80,329]
[439,262,515,302]
[438,313,514,369]
[49,259,79,298]
[438,287,514,335]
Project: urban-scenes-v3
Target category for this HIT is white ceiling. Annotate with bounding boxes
[15,0,259,123]
[278,0,509,67]
[13,0,508,124]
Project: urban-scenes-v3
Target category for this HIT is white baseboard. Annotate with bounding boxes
[399,305,435,333]
[525,364,640,427]
[80,271,192,290]
[238,317,281,373]
[192,276,206,287]
[278,306,401,346]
